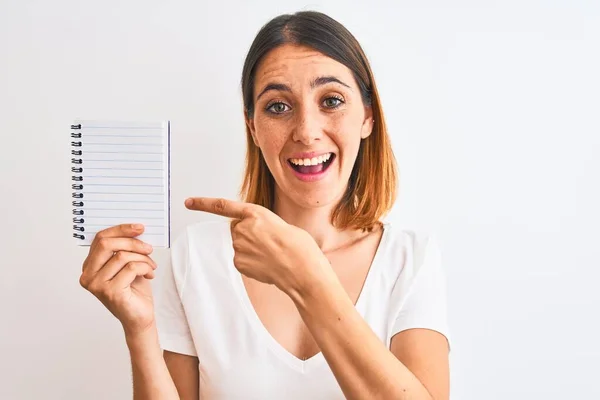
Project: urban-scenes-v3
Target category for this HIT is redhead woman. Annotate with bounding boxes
[79,10,451,400]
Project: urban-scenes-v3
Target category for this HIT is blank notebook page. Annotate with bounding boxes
[71,120,170,247]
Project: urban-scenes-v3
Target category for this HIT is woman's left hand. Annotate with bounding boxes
[184,197,327,294]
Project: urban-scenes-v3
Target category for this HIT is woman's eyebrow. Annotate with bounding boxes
[310,76,351,90]
[256,83,291,101]
[256,76,352,101]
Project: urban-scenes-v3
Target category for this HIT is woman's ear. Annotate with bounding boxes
[245,110,260,147]
[360,106,374,139]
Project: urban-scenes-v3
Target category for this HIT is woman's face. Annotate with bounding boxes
[246,44,373,209]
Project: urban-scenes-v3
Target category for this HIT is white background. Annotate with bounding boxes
[1,1,598,399]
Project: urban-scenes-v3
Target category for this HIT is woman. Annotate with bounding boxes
[79,10,450,400]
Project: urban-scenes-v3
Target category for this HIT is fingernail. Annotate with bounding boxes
[132,224,144,230]
[144,243,153,252]
[185,198,193,207]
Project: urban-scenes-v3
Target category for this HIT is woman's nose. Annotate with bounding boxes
[291,110,323,145]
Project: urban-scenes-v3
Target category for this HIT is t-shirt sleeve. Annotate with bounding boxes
[391,233,451,348]
[154,227,198,357]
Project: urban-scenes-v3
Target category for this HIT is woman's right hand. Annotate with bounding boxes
[79,223,158,338]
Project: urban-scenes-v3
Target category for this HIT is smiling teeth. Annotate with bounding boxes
[289,153,332,166]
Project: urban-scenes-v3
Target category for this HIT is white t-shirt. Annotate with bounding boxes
[155,220,450,399]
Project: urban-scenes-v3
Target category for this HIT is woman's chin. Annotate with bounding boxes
[279,187,344,210]
[274,169,346,210]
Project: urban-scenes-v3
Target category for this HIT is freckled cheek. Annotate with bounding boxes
[329,122,362,170]
[255,120,289,163]
[328,118,360,148]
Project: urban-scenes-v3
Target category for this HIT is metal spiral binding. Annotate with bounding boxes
[71,124,85,240]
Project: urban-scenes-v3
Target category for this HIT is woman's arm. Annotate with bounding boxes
[125,324,182,400]
[164,351,200,400]
[286,263,449,400]
[181,198,449,398]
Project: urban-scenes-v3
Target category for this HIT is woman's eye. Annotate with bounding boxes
[266,102,290,114]
[323,97,344,108]
[266,97,343,114]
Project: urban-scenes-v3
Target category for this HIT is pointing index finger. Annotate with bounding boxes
[185,197,252,219]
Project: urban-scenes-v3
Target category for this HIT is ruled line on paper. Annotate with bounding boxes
[84,143,163,146]
[85,232,165,236]
[84,224,165,227]
[84,176,163,179]
[82,135,163,138]
[82,200,164,203]
[81,126,163,129]
[84,168,164,171]
[82,184,164,187]
[85,207,165,211]
[79,203,164,211]
[83,160,163,163]
[84,151,164,154]
[82,192,165,195]
[83,216,165,219]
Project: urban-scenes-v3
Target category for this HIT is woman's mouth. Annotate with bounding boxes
[288,152,335,173]
[287,152,336,181]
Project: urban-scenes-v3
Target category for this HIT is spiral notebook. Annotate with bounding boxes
[71,120,171,248]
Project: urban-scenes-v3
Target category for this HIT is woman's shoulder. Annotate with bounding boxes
[382,222,439,252]
[380,222,442,276]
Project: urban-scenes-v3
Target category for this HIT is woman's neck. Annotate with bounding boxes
[272,190,357,253]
